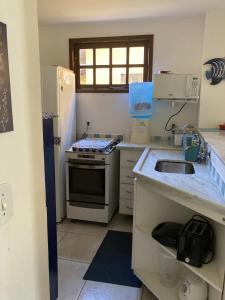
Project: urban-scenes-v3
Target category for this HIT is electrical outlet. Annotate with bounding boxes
[86,121,92,129]
[171,123,176,129]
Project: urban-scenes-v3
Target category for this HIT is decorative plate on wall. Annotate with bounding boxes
[0,22,13,133]
[204,57,225,85]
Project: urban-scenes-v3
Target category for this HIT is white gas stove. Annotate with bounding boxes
[65,137,120,223]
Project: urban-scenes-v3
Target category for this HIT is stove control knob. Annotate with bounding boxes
[185,257,190,263]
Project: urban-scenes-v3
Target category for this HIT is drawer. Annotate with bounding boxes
[120,168,135,184]
[119,199,133,215]
[120,184,134,200]
[120,150,142,168]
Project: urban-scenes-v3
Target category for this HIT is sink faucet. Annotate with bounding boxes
[198,145,210,163]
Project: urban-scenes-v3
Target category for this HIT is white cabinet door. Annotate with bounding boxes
[120,199,133,215]
[120,150,142,168]
[120,168,135,184]
[120,184,134,200]
[119,149,143,215]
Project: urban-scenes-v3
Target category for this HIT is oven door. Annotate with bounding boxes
[66,161,109,209]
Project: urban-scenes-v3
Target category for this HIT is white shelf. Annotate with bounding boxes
[136,224,223,293]
[135,269,180,300]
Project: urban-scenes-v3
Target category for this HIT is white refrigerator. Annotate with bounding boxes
[41,66,76,222]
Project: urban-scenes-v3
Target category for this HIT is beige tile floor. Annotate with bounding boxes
[57,212,157,300]
[109,213,133,233]
[68,220,108,237]
[58,259,89,300]
[57,219,73,232]
[57,231,67,243]
[58,232,104,263]
[141,286,158,300]
[78,281,142,300]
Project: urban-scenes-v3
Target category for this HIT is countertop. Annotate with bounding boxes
[118,132,225,163]
[117,139,178,151]
[119,132,225,219]
[201,131,225,163]
[133,148,225,215]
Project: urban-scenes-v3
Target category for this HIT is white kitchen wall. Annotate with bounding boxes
[0,0,49,299]
[199,12,225,129]
[39,16,205,137]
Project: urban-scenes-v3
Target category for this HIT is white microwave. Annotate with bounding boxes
[153,74,200,101]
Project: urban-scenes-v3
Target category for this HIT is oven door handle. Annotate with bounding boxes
[68,164,105,170]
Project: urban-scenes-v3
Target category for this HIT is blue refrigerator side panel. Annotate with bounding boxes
[43,118,58,300]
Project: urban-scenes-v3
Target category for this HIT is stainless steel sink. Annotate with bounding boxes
[155,160,195,174]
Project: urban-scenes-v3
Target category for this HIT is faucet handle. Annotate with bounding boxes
[198,147,210,163]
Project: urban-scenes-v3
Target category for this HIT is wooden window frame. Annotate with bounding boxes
[69,35,154,93]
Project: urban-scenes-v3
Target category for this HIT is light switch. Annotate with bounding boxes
[0,183,13,227]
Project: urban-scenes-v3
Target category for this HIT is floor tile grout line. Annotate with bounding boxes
[57,228,132,238]
[57,231,67,244]
[57,232,104,263]
[140,284,144,300]
[75,280,87,300]
[58,256,89,263]
[74,280,143,300]
[58,256,91,265]
[74,281,142,300]
[57,222,74,233]
[58,230,107,239]
[57,232,67,246]
[66,231,108,238]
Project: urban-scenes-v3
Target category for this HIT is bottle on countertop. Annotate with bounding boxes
[172,127,184,147]
[191,134,200,147]
[184,134,200,162]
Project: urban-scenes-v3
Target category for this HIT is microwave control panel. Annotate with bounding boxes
[186,75,200,99]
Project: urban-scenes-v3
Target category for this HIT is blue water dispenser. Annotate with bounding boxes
[129,82,154,117]
[129,82,153,144]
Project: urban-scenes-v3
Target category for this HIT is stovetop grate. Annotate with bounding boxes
[72,138,117,153]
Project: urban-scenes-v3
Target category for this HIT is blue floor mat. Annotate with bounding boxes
[83,230,141,288]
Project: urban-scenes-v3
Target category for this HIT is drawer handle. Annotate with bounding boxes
[126,206,133,209]
[126,175,134,179]
[126,190,132,194]
[127,159,136,163]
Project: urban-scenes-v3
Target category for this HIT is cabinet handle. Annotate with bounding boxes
[126,175,134,179]
[126,190,132,194]
[126,206,133,210]
[127,159,136,163]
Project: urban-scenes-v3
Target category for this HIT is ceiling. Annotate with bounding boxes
[38,0,225,23]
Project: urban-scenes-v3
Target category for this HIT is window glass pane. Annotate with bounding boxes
[96,68,109,84]
[80,68,93,85]
[79,49,93,65]
[96,48,109,65]
[129,47,144,64]
[112,68,126,84]
[112,48,127,65]
[129,67,144,83]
